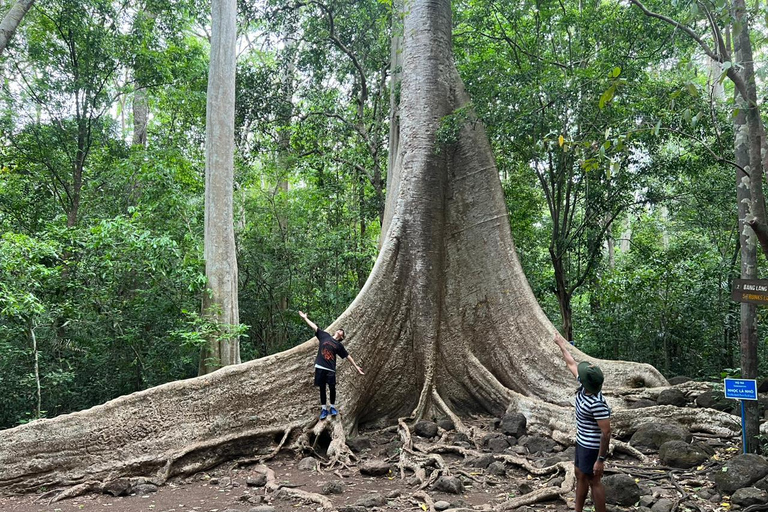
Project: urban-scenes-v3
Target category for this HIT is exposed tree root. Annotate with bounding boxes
[258,464,334,510]
[495,461,575,510]
[50,480,102,503]
[611,405,741,439]
[612,439,648,462]
[294,415,357,470]
[413,489,437,512]
[235,420,306,467]
[397,419,450,488]
[432,389,471,438]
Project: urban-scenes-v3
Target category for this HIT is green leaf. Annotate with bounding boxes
[611,66,621,78]
[599,86,616,109]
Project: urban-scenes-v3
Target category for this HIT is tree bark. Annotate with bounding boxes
[0,0,740,494]
[732,2,760,452]
[132,87,148,147]
[0,0,34,56]
[199,0,240,374]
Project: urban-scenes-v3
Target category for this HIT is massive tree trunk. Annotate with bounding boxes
[0,0,740,495]
[0,0,34,56]
[199,0,240,374]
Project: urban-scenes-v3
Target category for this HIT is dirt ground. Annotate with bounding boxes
[0,415,741,512]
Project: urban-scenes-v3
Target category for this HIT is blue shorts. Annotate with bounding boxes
[574,443,599,476]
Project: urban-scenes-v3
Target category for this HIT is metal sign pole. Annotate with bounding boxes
[741,400,747,454]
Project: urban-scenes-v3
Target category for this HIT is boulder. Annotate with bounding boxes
[656,388,687,407]
[487,461,506,476]
[103,478,132,497]
[434,501,451,511]
[630,422,691,452]
[298,457,317,471]
[638,496,654,508]
[695,390,737,412]
[482,432,506,446]
[521,435,557,454]
[359,460,391,476]
[650,498,675,512]
[668,376,692,385]
[467,453,496,468]
[488,437,511,453]
[755,474,768,492]
[321,480,345,495]
[658,440,709,469]
[500,413,527,437]
[414,420,439,438]
[759,379,768,393]
[732,487,768,507]
[133,483,158,495]
[628,399,657,409]
[437,418,455,431]
[355,493,387,508]
[433,475,464,494]
[603,474,641,506]
[347,436,373,453]
[712,454,768,494]
[246,474,267,487]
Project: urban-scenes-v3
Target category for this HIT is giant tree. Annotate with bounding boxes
[0,0,739,498]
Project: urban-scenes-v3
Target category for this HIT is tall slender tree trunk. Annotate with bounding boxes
[132,87,148,147]
[732,3,760,451]
[199,0,240,375]
[0,0,741,494]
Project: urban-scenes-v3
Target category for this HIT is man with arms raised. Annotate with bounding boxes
[299,311,364,419]
[554,332,611,512]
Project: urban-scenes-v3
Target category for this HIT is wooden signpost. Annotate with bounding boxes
[731,279,768,305]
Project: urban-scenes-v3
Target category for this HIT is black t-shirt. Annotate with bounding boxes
[314,329,348,372]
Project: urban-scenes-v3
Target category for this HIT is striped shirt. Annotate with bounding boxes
[574,385,611,450]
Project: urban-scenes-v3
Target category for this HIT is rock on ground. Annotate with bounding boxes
[298,456,317,471]
[321,480,345,495]
[347,436,373,453]
[656,388,687,407]
[630,422,691,452]
[500,412,527,437]
[433,475,464,494]
[603,474,641,506]
[359,460,392,476]
[658,440,709,468]
[414,420,439,438]
[712,454,768,494]
[732,487,768,507]
[355,492,387,508]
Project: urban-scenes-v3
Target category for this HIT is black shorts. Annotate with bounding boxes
[574,443,600,476]
[314,368,336,387]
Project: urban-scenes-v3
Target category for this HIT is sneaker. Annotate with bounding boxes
[330,406,338,416]
[319,408,329,420]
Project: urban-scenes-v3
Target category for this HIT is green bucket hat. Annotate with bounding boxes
[577,361,604,394]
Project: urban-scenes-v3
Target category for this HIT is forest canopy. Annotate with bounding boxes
[0,0,765,432]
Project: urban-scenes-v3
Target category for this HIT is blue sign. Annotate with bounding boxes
[724,378,758,401]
